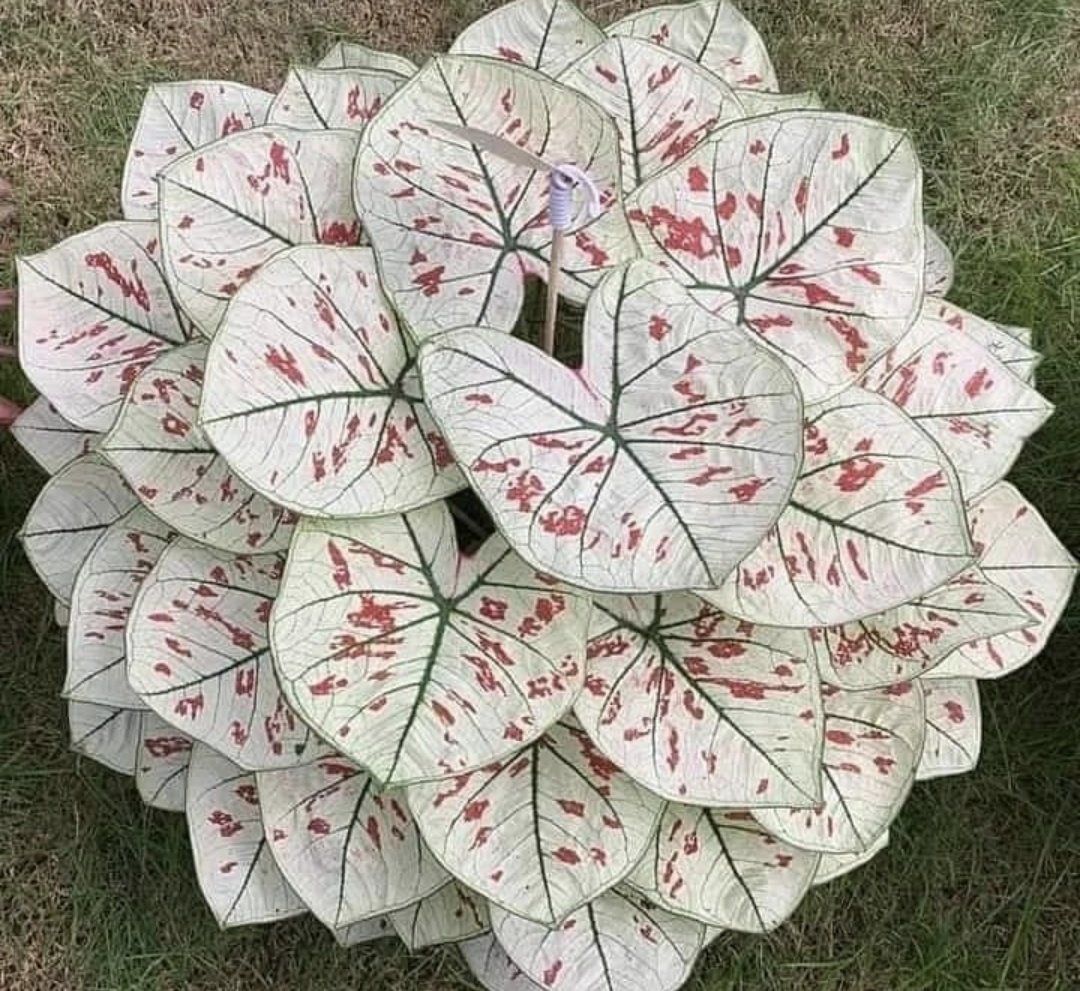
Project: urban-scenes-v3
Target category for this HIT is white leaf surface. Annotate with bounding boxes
[812,830,889,885]
[924,226,954,296]
[318,41,417,77]
[916,678,982,781]
[390,882,490,949]
[461,934,546,991]
[268,67,404,130]
[135,711,193,812]
[68,701,140,775]
[734,90,823,114]
[10,398,97,474]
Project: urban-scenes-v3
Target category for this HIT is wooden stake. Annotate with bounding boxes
[543,229,565,356]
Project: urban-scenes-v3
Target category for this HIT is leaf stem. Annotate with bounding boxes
[542,230,564,356]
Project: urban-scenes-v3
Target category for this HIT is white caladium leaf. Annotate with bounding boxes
[121,81,272,219]
[257,755,449,928]
[186,745,306,928]
[578,593,822,807]
[64,506,173,709]
[17,222,187,430]
[55,601,70,627]
[812,830,889,886]
[450,0,603,77]
[69,701,140,774]
[933,483,1078,680]
[355,54,635,339]
[815,568,1033,690]
[629,806,819,932]
[916,678,981,781]
[734,90,824,114]
[390,882,490,949]
[930,299,1041,382]
[560,37,744,191]
[409,718,662,925]
[607,0,778,90]
[924,226,954,296]
[755,682,926,854]
[128,538,314,770]
[101,342,296,552]
[19,455,138,603]
[200,246,463,517]
[628,113,923,403]
[997,322,1034,348]
[318,40,417,78]
[491,887,706,991]
[334,916,393,946]
[703,388,973,627]
[420,263,802,592]
[268,67,404,130]
[159,126,361,338]
[135,711,193,812]
[462,935,546,991]
[272,503,589,785]
[10,398,96,473]
[861,305,1053,499]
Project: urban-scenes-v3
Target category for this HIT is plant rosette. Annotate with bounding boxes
[10,2,1076,990]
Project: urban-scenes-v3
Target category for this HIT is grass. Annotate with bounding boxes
[1,0,1078,988]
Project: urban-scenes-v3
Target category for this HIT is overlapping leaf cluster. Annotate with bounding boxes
[11,2,1077,989]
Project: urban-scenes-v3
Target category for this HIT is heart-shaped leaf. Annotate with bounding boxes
[409,718,662,925]
[923,226,954,296]
[64,506,173,709]
[135,712,193,812]
[450,0,604,77]
[17,222,187,430]
[812,830,889,886]
[355,54,634,340]
[19,455,137,603]
[628,806,819,932]
[186,745,306,927]
[256,755,449,928]
[916,678,981,781]
[461,935,546,991]
[201,245,463,517]
[491,887,706,991]
[127,538,314,770]
[268,67,404,131]
[608,1,778,90]
[560,37,744,191]
[271,502,589,785]
[420,262,802,592]
[159,126,361,337]
[932,483,1078,679]
[702,387,973,626]
[861,305,1053,498]
[10,398,96,474]
[318,41,418,77]
[69,701,140,774]
[577,593,821,807]
[122,81,272,219]
[334,916,393,946]
[101,342,296,552]
[815,568,1033,690]
[754,682,926,854]
[627,113,923,402]
[390,882,490,950]
[931,300,1041,383]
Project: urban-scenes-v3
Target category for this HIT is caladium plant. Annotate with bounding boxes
[9,1,1076,989]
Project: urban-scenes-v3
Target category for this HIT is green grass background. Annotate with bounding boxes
[1,1,1078,988]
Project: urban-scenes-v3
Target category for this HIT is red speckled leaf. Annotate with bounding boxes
[64,506,173,709]
[491,887,706,991]
[159,126,361,338]
[861,304,1053,499]
[186,745,306,927]
[409,718,662,925]
[121,81,272,219]
[916,678,981,781]
[577,593,821,807]
[17,222,187,430]
[627,113,923,403]
[127,537,314,770]
[461,934,546,991]
[812,830,888,885]
[69,701,140,774]
[930,299,1041,383]
[200,246,463,517]
[923,227,954,296]
[420,262,802,592]
[933,483,1077,680]
[268,67,404,131]
[257,755,449,928]
[101,342,296,552]
[355,55,634,340]
[815,568,1033,690]
[390,881,490,949]
[629,805,819,932]
[560,37,744,191]
[19,454,137,603]
[703,387,973,626]
[271,502,589,785]
[318,41,418,77]
[607,0,778,91]
[10,397,97,474]
[754,682,925,854]
[136,711,193,812]
[450,0,603,77]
